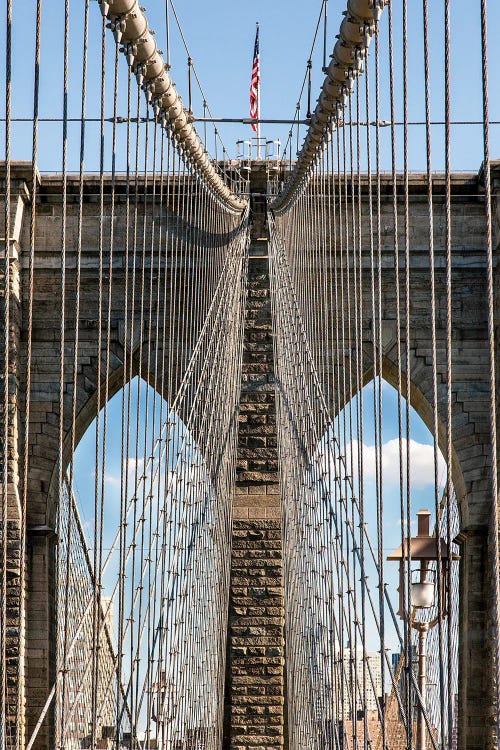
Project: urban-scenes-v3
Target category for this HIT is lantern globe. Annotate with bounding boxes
[410,581,435,609]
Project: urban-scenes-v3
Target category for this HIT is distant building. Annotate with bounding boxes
[391,645,418,721]
[101,596,115,646]
[59,586,117,748]
[343,648,383,715]
[309,627,383,722]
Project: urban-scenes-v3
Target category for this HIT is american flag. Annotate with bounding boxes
[250,24,260,132]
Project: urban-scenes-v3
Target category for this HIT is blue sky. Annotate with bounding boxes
[1,0,499,170]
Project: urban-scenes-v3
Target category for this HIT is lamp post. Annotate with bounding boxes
[387,509,459,750]
[151,671,177,750]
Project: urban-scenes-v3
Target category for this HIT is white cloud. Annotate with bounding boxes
[103,457,145,488]
[345,437,446,490]
[104,472,121,487]
[124,456,144,476]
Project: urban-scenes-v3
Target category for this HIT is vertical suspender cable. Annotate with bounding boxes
[1,1,12,745]
[91,13,107,745]
[116,63,133,750]
[422,2,446,735]
[56,3,70,746]
[18,2,42,747]
[479,0,500,737]
[373,30,386,747]
[94,32,120,743]
[402,3,413,742]
[59,0,89,744]
[322,0,328,72]
[443,0,455,745]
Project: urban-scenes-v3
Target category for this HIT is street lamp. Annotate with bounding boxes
[387,509,459,750]
[151,671,177,749]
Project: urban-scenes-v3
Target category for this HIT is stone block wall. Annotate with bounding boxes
[1,169,32,750]
[234,252,279,520]
[224,164,286,749]
[226,520,285,750]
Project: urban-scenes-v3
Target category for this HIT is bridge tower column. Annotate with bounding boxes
[454,160,500,750]
[0,165,36,750]
[224,162,287,750]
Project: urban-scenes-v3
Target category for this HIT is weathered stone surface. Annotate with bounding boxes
[224,165,285,749]
[1,160,499,750]
[224,168,285,750]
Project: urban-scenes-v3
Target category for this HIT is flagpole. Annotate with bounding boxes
[256,21,261,160]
